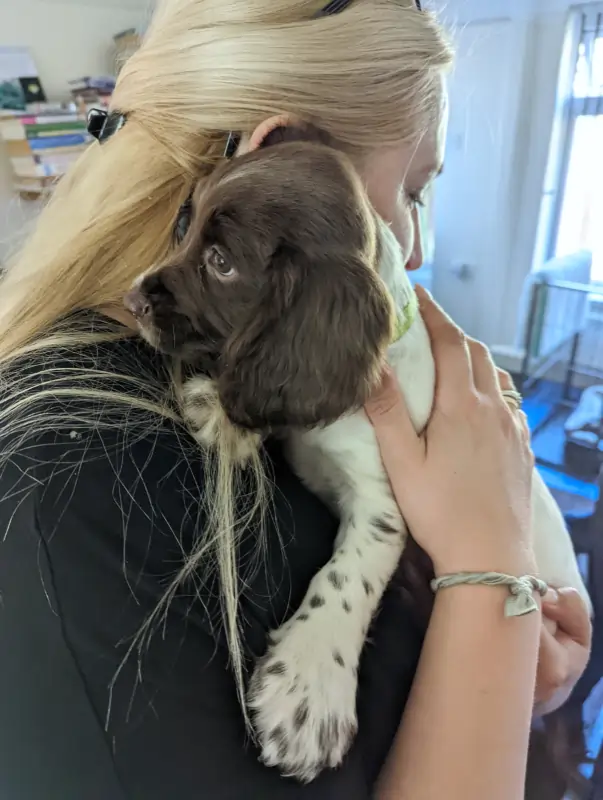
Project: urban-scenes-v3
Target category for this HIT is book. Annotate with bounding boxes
[28,133,89,150]
[25,122,87,137]
[18,76,47,104]
[23,113,82,125]
[69,76,116,93]
[0,114,85,140]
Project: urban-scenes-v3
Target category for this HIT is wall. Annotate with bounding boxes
[428,0,601,351]
[0,0,148,263]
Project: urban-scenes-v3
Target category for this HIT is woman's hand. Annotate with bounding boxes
[534,588,592,715]
[366,286,536,578]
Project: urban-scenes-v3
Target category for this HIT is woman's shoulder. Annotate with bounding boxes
[1,312,171,410]
[0,313,200,562]
[0,312,182,459]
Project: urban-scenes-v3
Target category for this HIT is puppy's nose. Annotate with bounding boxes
[124,288,151,320]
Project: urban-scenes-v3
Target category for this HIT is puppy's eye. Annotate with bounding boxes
[205,245,235,278]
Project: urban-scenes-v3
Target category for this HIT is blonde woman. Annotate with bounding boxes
[0,1,590,798]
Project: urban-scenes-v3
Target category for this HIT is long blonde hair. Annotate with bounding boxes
[0,0,452,723]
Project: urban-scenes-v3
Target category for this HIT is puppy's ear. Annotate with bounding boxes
[218,245,393,431]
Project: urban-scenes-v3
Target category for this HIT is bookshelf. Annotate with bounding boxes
[0,27,138,201]
[0,111,92,200]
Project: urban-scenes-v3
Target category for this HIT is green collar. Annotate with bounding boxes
[391,292,419,344]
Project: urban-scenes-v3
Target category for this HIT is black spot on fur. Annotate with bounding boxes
[310,594,325,608]
[333,650,345,667]
[362,578,374,596]
[356,547,362,558]
[266,661,287,675]
[319,718,339,754]
[328,570,345,590]
[294,699,309,731]
[269,725,289,760]
[297,612,309,621]
[342,599,352,613]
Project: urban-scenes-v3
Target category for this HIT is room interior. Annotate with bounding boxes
[0,0,602,797]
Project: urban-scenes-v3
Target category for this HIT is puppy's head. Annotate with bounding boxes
[125,142,394,431]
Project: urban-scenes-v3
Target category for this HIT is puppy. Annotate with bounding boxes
[126,141,590,783]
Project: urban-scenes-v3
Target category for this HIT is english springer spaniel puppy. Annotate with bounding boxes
[125,141,590,783]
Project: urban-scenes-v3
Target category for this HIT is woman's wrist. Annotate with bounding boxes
[432,540,537,581]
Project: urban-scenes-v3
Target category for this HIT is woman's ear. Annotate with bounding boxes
[246,114,298,153]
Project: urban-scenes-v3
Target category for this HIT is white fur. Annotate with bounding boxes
[245,220,591,782]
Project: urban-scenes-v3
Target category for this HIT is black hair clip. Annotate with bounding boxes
[222,0,422,159]
[223,131,240,159]
[87,108,127,144]
[316,0,352,14]
[317,0,421,15]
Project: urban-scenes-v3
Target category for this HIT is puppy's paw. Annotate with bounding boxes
[248,618,358,782]
[181,376,261,463]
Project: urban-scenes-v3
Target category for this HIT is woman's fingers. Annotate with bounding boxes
[365,368,424,473]
[535,625,571,705]
[467,338,500,397]
[497,368,516,393]
[542,588,592,648]
[416,286,474,404]
[417,288,508,404]
[534,590,592,709]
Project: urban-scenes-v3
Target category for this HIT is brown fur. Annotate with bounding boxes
[127,141,394,432]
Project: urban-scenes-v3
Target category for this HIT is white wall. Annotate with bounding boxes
[0,0,148,262]
[428,0,602,350]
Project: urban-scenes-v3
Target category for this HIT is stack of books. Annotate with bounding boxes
[68,76,116,107]
[0,111,91,196]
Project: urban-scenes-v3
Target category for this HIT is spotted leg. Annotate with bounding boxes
[248,493,406,783]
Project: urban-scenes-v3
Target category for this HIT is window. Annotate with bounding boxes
[552,8,603,284]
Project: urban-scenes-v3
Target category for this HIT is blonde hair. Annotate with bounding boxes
[0,0,452,724]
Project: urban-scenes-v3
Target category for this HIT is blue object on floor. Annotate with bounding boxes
[523,397,557,431]
[537,464,600,502]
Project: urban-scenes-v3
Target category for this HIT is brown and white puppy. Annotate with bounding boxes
[126,140,590,784]
[125,141,394,432]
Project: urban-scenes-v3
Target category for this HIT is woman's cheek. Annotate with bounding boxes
[387,202,415,263]
[364,173,414,261]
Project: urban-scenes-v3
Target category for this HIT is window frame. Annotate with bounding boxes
[546,5,603,273]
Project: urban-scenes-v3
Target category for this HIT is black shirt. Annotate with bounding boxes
[0,321,423,800]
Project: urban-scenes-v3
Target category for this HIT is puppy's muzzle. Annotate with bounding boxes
[124,272,176,324]
[124,287,151,321]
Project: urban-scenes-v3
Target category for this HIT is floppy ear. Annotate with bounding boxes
[218,245,394,431]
